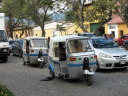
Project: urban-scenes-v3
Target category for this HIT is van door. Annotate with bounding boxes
[23,40,30,63]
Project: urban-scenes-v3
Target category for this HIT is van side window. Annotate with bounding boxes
[59,42,66,61]
[52,43,59,61]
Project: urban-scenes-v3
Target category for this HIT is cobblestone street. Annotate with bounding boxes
[0,55,128,96]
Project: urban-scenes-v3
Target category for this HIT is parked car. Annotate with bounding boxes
[9,40,15,53]
[72,33,97,37]
[115,34,128,45]
[12,39,23,58]
[90,37,128,71]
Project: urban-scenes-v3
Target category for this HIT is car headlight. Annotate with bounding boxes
[98,52,112,58]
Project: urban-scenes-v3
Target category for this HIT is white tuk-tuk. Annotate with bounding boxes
[48,36,96,86]
[23,36,48,68]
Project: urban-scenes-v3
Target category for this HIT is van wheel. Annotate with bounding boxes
[49,68,55,79]
[3,56,8,63]
[12,50,15,56]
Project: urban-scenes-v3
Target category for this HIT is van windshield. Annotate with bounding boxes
[67,39,92,53]
[0,30,8,42]
[31,39,47,47]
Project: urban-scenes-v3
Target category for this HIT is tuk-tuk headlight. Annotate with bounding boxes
[70,58,76,61]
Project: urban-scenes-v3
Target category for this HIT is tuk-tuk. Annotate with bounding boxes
[48,36,96,86]
[23,36,48,68]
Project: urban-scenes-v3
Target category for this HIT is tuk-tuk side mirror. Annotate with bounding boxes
[26,40,29,53]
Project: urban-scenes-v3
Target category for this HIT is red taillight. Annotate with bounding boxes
[70,58,76,61]
[8,49,10,52]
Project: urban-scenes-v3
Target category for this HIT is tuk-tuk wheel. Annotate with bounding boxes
[39,63,44,68]
[49,68,55,79]
[86,75,92,86]
[96,60,101,72]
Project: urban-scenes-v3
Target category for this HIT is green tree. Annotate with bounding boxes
[26,0,65,36]
[64,0,88,32]
[116,0,128,25]
[85,0,120,34]
[2,0,27,38]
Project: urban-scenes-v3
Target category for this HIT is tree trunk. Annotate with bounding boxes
[9,14,13,39]
[20,19,24,38]
[41,22,45,37]
[78,0,88,33]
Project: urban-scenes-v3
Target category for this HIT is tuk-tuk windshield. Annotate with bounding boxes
[67,39,92,53]
[31,39,47,47]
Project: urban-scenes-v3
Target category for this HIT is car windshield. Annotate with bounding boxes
[31,39,47,47]
[67,39,92,53]
[0,30,8,42]
[92,38,118,48]
[9,41,15,45]
[19,39,23,46]
[81,34,97,37]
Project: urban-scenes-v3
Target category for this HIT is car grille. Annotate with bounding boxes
[113,55,127,60]
[114,62,128,67]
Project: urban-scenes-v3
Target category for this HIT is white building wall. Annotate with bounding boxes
[107,24,118,39]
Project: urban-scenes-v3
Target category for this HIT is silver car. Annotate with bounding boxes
[90,37,128,71]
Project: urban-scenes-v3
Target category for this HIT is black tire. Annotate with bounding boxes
[40,62,44,68]
[86,75,92,86]
[49,68,55,79]
[3,56,8,63]
[19,51,22,58]
[96,60,101,72]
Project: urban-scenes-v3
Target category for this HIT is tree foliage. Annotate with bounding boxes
[85,0,120,33]
[64,0,88,32]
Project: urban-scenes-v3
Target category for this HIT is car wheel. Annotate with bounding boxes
[96,60,101,72]
[19,51,22,58]
[3,56,8,63]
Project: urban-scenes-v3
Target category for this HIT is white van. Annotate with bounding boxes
[0,13,9,62]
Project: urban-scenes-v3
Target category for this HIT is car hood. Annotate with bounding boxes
[95,47,128,56]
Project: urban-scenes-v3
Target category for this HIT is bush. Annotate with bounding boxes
[0,84,14,96]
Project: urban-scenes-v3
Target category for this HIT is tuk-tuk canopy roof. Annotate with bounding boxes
[50,35,89,43]
[23,36,47,40]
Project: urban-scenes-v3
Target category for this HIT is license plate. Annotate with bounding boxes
[120,60,126,64]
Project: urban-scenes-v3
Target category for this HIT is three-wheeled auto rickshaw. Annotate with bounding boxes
[48,36,96,86]
[23,36,48,68]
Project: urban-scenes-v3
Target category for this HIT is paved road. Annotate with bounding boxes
[0,55,128,96]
